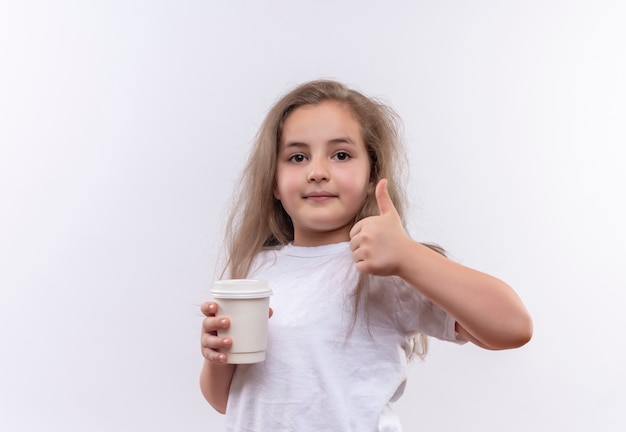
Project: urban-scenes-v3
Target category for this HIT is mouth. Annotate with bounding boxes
[303,191,337,202]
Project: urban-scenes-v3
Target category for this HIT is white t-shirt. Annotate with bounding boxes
[225,242,464,432]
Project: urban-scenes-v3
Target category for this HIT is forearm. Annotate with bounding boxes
[199,360,236,414]
[398,240,533,349]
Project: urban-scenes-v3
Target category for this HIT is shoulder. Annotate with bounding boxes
[249,246,282,276]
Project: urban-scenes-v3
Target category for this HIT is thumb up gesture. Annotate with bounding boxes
[349,179,410,276]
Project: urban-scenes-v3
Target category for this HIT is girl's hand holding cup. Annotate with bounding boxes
[200,302,232,364]
[202,280,273,365]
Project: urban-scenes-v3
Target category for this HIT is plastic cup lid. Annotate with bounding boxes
[210,279,272,299]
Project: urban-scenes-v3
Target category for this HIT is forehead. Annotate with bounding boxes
[280,100,363,145]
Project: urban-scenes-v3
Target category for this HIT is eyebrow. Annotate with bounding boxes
[281,137,357,149]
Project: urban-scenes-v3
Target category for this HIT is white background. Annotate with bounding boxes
[1,1,625,431]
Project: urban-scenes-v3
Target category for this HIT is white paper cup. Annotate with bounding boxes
[210,279,272,364]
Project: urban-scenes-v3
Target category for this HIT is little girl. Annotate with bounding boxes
[199,80,532,431]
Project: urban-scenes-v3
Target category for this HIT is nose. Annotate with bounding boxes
[307,158,329,183]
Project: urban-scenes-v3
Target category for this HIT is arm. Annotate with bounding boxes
[396,241,532,349]
[200,360,235,414]
[199,302,235,414]
[350,179,533,350]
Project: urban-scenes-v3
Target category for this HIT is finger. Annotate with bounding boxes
[202,316,230,334]
[269,307,274,319]
[351,244,364,264]
[201,332,232,350]
[201,334,231,363]
[354,260,368,275]
[201,301,218,317]
[375,178,396,215]
[349,234,361,255]
[202,349,228,363]
[349,220,363,240]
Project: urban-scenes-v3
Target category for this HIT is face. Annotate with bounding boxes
[274,100,373,246]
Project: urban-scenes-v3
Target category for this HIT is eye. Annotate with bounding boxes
[288,153,307,163]
[333,151,351,161]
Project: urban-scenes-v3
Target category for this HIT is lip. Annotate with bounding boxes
[303,191,337,201]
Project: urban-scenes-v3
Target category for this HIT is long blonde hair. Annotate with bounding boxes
[221,79,430,359]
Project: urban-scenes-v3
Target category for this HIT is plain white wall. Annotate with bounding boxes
[1,1,624,431]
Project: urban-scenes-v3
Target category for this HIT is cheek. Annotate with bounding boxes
[274,172,296,201]
[336,170,371,200]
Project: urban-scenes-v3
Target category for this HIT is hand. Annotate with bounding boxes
[349,179,410,276]
[200,302,274,364]
[200,302,232,364]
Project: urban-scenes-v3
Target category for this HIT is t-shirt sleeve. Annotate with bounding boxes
[386,276,466,344]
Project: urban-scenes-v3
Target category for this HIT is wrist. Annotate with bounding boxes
[204,357,236,372]
[395,237,422,279]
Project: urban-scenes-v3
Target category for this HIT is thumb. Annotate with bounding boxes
[375,178,396,215]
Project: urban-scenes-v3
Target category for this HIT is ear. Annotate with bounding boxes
[273,182,281,200]
[367,175,376,195]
